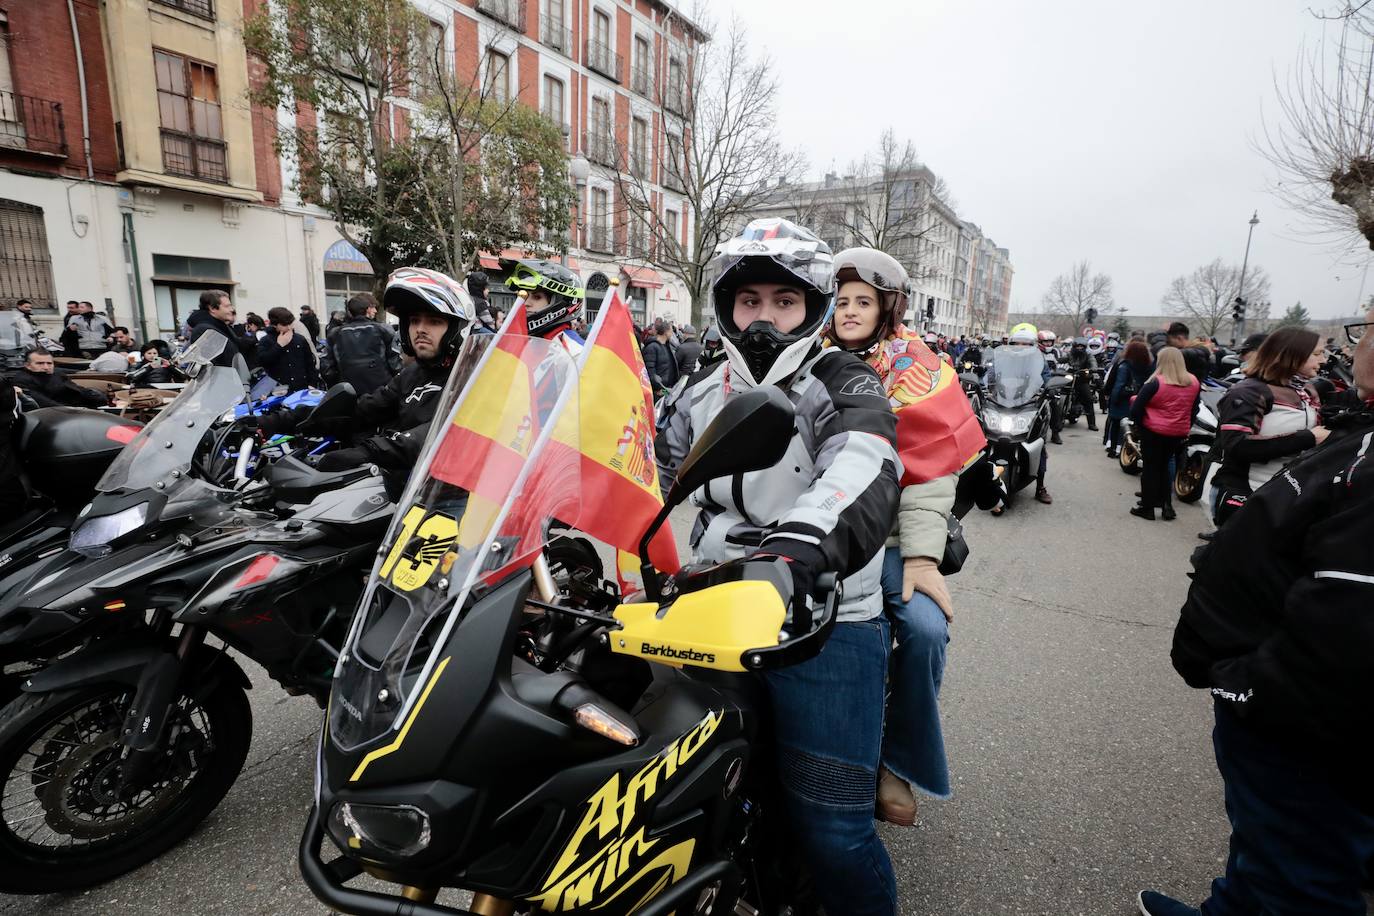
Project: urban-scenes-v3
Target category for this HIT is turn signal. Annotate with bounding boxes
[574,703,639,746]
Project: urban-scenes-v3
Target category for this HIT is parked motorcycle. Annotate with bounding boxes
[300,334,838,916]
[1172,382,1228,504]
[0,335,381,892]
[1062,367,1102,425]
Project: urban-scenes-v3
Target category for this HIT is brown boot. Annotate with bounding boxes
[875,766,917,826]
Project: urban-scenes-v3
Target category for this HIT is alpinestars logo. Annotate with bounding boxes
[640,643,716,664]
[405,383,442,404]
[837,375,885,399]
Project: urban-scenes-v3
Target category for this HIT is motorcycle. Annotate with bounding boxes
[975,347,1058,512]
[0,335,386,893]
[300,334,840,916]
[1172,381,1228,504]
[1062,367,1102,425]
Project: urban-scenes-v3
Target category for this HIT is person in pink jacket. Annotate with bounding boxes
[1128,347,1201,520]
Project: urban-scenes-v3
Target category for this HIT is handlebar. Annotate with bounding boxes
[741,571,840,671]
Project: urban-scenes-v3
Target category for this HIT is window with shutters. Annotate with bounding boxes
[0,200,56,310]
[542,75,566,135]
[413,19,448,97]
[155,50,227,183]
[589,188,610,252]
[630,117,647,178]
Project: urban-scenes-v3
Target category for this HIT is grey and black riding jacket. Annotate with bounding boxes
[655,346,900,623]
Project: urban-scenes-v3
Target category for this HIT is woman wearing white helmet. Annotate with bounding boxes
[656,218,902,916]
[824,246,986,829]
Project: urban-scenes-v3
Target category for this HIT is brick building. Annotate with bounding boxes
[0,0,703,342]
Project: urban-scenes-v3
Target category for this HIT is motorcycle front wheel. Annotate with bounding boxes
[0,679,252,893]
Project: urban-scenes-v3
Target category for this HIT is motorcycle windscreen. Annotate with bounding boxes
[96,334,248,493]
[328,334,582,753]
[988,346,1047,408]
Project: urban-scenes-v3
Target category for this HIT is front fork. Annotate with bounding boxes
[116,626,206,793]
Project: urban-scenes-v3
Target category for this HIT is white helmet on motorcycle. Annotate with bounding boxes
[383,267,474,362]
[1009,323,1037,346]
[710,218,835,387]
[1086,336,1105,357]
[1037,329,1057,351]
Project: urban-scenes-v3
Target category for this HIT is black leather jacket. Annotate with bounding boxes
[321,318,401,396]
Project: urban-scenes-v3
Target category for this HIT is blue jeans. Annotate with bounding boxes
[1201,702,1374,916]
[880,547,951,798]
[762,618,897,916]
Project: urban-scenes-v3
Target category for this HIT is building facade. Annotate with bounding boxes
[750,168,1012,339]
[0,0,701,344]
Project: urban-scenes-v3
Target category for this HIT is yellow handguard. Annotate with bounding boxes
[608,580,788,673]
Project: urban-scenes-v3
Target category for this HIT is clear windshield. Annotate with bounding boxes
[97,335,247,492]
[329,334,582,752]
[988,346,1046,408]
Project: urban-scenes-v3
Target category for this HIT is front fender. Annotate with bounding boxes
[21,639,253,695]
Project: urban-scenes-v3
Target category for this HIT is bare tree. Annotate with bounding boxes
[245,0,570,283]
[1160,258,1272,338]
[609,14,804,327]
[1261,3,1374,249]
[1040,261,1116,336]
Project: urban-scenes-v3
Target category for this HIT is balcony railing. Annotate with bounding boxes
[588,224,611,253]
[662,79,687,115]
[151,0,215,20]
[583,127,618,168]
[585,38,622,82]
[477,0,525,32]
[0,90,68,157]
[541,20,574,56]
[630,65,652,97]
[160,130,228,183]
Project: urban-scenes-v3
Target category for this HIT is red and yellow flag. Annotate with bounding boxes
[555,290,680,574]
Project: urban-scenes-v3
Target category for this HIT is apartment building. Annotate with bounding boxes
[0,0,702,342]
[750,167,1012,339]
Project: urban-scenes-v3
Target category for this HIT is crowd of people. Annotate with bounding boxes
[1,215,1370,916]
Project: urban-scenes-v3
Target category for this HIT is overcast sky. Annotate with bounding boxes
[709,0,1372,321]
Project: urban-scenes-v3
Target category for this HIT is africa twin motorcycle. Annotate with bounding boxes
[975,346,1059,512]
[301,334,840,916]
[0,335,393,893]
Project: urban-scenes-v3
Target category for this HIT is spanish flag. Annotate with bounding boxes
[555,291,680,574]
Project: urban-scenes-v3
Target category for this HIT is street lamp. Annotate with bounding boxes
[562,154,590,267]
[1232,210,1259,347]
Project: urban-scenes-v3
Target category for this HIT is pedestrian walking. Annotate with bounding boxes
[1205,327,1328,527]
[1138,305,1374,916]
[321,295,402,396]
[257,307,321,392]
[1128,347,1199,521]
[1104,338,1151,457]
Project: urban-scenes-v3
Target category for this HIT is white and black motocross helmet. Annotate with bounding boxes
[709,218,835,387]
[383,267,474,362]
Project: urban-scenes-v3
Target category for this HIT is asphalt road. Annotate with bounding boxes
[0,420,1351,915]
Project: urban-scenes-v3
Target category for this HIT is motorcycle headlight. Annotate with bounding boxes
[70,503,148,557]
[328,801,431,858]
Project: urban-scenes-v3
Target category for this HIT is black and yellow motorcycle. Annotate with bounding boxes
[301,334,836,916]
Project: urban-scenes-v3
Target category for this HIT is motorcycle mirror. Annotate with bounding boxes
[636,386,795,600]
[300,383,357,434]
[665,386,795,507]
[1045,376,1070,390]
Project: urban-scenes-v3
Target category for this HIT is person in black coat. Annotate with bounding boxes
[11,349,107,409]
[1138,305,1374,916]
[641,320,679,396]
[257,307,321,392]
[186,290,255,367]
[299,305,322,342]
[321,296,401,396]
